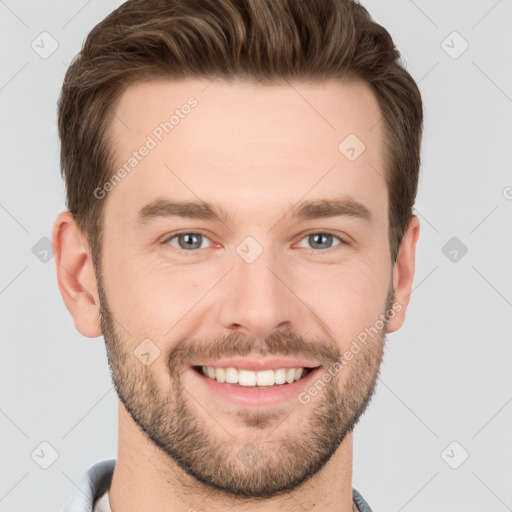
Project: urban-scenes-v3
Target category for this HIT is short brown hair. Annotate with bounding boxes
[58,0,423,266]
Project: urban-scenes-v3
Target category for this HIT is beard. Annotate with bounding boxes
[96,269,393,499]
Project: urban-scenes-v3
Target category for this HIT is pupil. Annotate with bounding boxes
[311,233,331,249]
[180,233,201,250]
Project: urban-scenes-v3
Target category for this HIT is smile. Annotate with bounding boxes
[188,364,323,407]
[195,365,316,387]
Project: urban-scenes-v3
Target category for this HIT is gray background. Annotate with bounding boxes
[1,1,511,510]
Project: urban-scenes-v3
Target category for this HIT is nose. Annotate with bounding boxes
[216,241,301,339]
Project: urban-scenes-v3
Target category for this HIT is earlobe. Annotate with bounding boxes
[386,215,420,333]
[51,211,102,338]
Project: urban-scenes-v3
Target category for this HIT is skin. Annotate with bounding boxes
[52,78,420,512]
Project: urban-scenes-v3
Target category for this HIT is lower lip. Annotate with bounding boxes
[187,366,322,407]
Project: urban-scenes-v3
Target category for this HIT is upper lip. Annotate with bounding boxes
[190,358,322,371]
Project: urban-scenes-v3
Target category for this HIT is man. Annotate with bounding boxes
[53,0,422,510]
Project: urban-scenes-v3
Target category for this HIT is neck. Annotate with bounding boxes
[109,402,355,512]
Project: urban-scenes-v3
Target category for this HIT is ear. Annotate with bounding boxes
[387,215,420,333]
[51,211,102,338]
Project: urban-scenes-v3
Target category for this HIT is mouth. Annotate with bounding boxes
[191,365,319,387]
[187,363,324,407]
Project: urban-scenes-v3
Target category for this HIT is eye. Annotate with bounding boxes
[296,232,345,251]
[163,232,213,251]
[161,231,346,254]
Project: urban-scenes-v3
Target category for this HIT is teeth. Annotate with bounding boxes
[239,369,256,386]
[256,370,275,386]
[274,368,286,384]
[215,367,226,383]
[201,366,307,386]
[225,367,238,384]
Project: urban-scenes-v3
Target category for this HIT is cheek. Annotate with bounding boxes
[99,250,156,340]
[296,260,390,350]
[104,254,208,344]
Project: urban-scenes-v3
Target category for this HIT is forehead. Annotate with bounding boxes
[111,77,383,151]
[105,77,387,227]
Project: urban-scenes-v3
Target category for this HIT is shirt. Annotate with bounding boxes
[62,459,374,512]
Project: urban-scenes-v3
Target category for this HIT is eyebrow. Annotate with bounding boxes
[135,196,373,225]
[291,197,372,224]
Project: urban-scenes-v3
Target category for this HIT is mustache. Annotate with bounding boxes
[167,328,341,375]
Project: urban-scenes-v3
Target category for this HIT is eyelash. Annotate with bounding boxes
[160,230,347,255]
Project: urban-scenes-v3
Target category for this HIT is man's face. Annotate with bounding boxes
[97,78,395,497]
